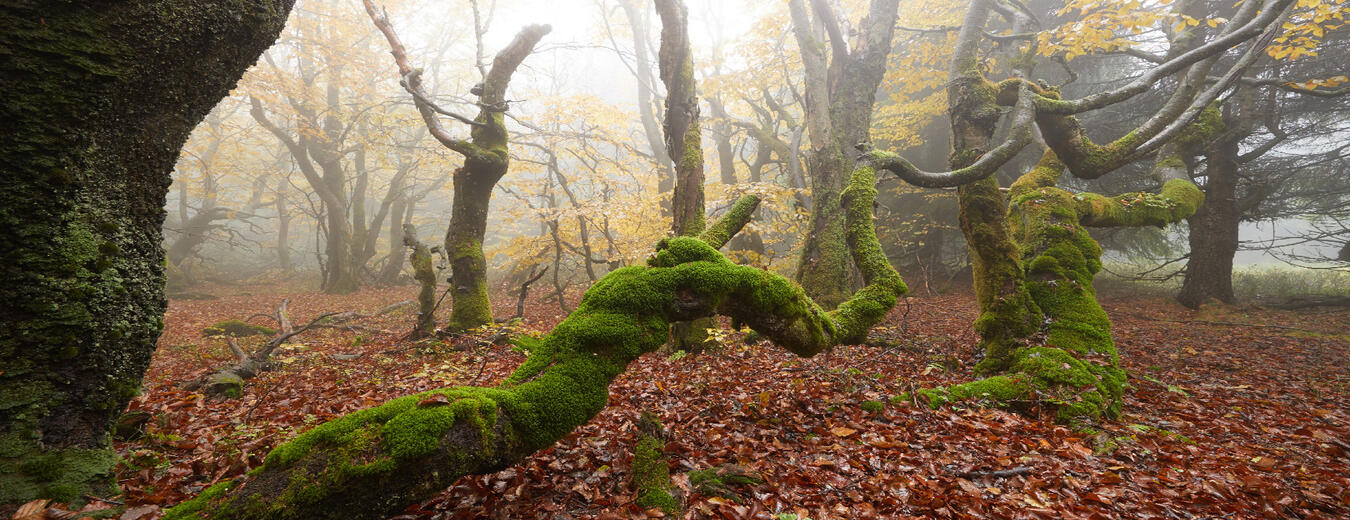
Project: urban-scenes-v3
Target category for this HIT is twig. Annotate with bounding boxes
[511,266,549,321]
[84,494,125,506]
[954,466,1033,479]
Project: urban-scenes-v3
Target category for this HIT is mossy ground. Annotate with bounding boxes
[201,320,276,338]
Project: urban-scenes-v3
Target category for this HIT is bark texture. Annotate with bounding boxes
[788,0,900,308]
[0,0,293,505]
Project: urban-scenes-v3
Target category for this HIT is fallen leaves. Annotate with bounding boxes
[103,285,1350,519]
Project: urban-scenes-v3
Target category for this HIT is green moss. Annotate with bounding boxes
[632,411,680,514]
[201,319,275,338]
[860,400,885,413]
[205,373,244,399]
[163,165,904,519]
[688,466,762,501]
[700,194,760,249]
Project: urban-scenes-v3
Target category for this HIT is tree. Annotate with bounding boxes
[0,0,293,506]
[1177,26,1350,306]
[245,2,421,294]
[787,0,901,308]
[863,0,1299,421]
[366,1,550,331]
[162,154,904,520]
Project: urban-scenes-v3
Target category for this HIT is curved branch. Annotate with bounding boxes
[1034,0,1293,115]
[863,84,1036,188]
[164,166,904,520]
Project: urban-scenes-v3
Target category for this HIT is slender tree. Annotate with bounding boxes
[366,1,549,331]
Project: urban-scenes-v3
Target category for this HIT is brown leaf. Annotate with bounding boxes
[119,504,160,520]
[11,500,47,520]
[417,393,450,407]
[830,426,857,438]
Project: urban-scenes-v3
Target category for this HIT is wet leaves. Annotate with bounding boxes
[104,286,1348,519]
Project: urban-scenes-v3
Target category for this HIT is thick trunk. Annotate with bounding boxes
[795,154,855,307]
[1178,139,1240,308]
[945,11,1040,371]
[0,0,291,506]
[789,0,899,308]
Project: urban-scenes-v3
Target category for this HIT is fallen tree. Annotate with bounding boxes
[163,164,905,519]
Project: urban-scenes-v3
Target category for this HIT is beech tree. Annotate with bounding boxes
[862,0,1302,421]
[0,0,294,505]
[788,0,900,307]
[366,1,550,331]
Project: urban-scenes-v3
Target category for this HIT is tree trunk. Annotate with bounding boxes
[276,182,293,274]
[0,0,292,507]
[788,0,899,308]
[445,172,497,330]
[1177,132,1241,308]
[378,196,410,284]
[405,225,437,339]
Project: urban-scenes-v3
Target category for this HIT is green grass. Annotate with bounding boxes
[1095,262,1350,302]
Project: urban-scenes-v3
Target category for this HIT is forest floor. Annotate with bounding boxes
[95,281,1348,520]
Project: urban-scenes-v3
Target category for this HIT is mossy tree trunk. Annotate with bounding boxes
[404,225,438,339]
[863,0,1264,423]
[944,0,1041,374]
[162,164,903,520]
[654,0,714,352]
[0,0,293,506]
[787,0,899,308]
[366,2,549,331]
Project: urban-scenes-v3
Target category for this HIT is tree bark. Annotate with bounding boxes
[0,0,292,506]
[1178,136,1241,308]
[788,0,900,308]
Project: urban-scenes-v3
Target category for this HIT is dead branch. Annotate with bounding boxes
[185,300,347,397]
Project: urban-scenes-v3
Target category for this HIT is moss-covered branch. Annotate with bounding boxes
[164,166,903,519]
[863,83,1035,188]
[699,194,761,249]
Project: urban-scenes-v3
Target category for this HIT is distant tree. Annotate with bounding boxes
[0,0,293,506]
[366,1,550,330]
